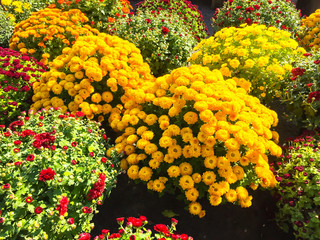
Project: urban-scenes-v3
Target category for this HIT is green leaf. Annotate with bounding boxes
[27,204,35,213]
[162,209,179,218]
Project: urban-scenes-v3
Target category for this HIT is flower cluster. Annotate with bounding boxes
[0,47,48,125]
[47,0,132,33]
[113,10,198,77]
[0,108,120,239]
[300,9,320,51]
[270,129,320,240]
[110,64,282,217]
[188,24,306,104]
[9,8,99,65]
[0,0,32,24]
[212,0,301,37]
[86,216,193,240]
[281,50,320,129]
[136,0,208,41]
[30,33,154,124]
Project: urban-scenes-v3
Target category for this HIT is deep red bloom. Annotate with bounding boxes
[26,154,35,161]
[117,217,125,223]
[33,132,56,149]
[8,120,24,131]
[87,173,106,200]
[307,83,313,87]
[245,18,252,25]
[162,26,169,35]
[307,91,320,103]
[14,148,19,153]
[72,141,77,147]
[63,146,68,150]
[14,161,21,166]
[140,216,147,222]
[127,217,143,227]
[291,67,306,77]
[76,111,85,117]
[78,233,91,240]
[14,140,21,145]
[39,168,56,181]
[130,235,136,240]
[89,152,94,157]
[109,233,121,238]
[68,218,75,224]
[2,183,10,189]
[82,206,89,213]
[102,229,110,235]
[20,129,35,137]
[26,196,33,203]
[314,60,320,64]
[56,196,69,216]
[154,224,169,234]
[101,157,107,163]
[4,132,11,137]
[72,160,77,165]
[35,206,43,214]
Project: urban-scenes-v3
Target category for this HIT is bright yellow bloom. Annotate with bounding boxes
[185,188,199,202]
[139,167,153,181]
[179,175,194,190]
[189,202,202,215]
[167,165,180,178]
[179,162,193,175]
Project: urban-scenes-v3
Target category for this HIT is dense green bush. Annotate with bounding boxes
[0,108,121,239]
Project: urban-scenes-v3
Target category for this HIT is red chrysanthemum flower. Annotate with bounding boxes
[39,168,56,181]
[68,218,74,224]
[33,131,56,149]
[56,196,69,216]
[291,67,306,77]
[162,26,169,35]
[154,224,169,234]
[14,140,22,145]
[78,233,91,240]
[87,173,106,200]
[35,206,43,214]
[26,154,35,161]
[307,91,320,103]
[26,196,33,203]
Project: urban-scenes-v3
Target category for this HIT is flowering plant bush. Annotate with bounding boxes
[281,51,320,129]
[188,24,306,104]
[1,0,33,24]
[0,108,120,239]
[300,9,320,51]
[113,10,197,77]
[110,65,282,217]
[47,0,132,33]
[84,216,193,240]
[270,129,320,240]
[9,8,99,65]
[0,47,48,125]
[30,33,154,125]
[135,0,208,41]
[212,0,301,37]
[0,10,14,48]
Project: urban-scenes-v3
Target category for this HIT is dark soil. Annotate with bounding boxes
[91,174,295,240]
